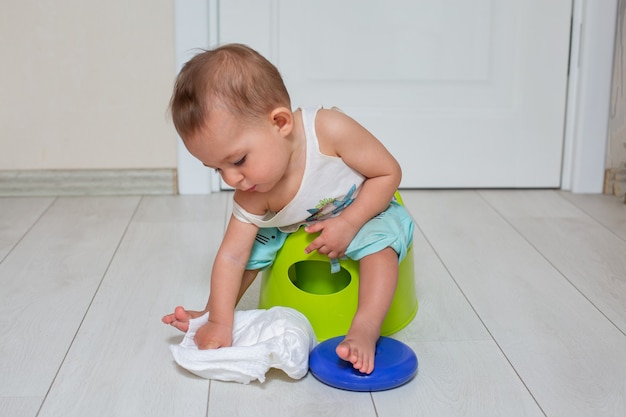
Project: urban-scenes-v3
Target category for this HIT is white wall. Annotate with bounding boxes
[0,0,177,171]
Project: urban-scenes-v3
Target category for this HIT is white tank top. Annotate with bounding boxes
[232,107,365,232]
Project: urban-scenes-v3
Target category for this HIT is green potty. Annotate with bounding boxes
[258,226,418,341]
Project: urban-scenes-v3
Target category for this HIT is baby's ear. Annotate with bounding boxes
[271,107,293,133]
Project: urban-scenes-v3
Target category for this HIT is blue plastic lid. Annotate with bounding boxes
[309,336,418,391]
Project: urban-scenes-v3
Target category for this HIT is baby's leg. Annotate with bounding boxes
[237,269,259,303]
[336,247,398,374]
[162,269,259,331]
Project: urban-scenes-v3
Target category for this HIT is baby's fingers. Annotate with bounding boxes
[304,237,323,254]
[304,222,323,234]
[304,224,325,254]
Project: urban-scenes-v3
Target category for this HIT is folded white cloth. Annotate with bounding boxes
[170,306,317,384]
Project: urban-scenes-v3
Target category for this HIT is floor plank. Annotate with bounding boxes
[0,197,140,400]
[399,209,492,343]
[560,191,626,240]
[0,397,42,417]
[410,190,626,417]
[0,197,54,261]
[208,371,377,417]
[481,190,626,332]
[373,341,544,417]
[37,195,228,417]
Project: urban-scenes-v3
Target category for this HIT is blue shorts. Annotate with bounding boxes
[245,200,414,271]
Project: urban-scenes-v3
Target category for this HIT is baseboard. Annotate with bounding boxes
[0,169,178,196]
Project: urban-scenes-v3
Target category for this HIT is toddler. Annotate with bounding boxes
[162,44,414,374]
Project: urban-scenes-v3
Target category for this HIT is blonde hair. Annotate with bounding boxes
[169,44,291,140]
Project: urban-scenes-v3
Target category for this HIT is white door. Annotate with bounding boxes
[216,0,572,188]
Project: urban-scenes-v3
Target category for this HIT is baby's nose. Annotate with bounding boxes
[223,169,244,188]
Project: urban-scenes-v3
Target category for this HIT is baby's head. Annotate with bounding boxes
[170,44,291,142]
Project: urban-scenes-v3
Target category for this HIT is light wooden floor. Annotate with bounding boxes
[0,190,624,417]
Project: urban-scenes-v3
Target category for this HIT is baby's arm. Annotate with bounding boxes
[192,214,259,349]
[304,109,401,257]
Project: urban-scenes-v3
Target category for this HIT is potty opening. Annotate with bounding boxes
[288,260,351,295]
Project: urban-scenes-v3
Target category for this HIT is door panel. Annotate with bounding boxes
[219,0,572,188]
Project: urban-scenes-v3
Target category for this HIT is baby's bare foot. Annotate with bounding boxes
[335,323,379,374]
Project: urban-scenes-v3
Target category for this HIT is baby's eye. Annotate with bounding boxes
[203,163,220,173]
[234,156,247,166]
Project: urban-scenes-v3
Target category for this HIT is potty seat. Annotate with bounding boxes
[258,195,417,340]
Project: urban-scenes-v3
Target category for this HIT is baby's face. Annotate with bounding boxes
[186,109,293,194]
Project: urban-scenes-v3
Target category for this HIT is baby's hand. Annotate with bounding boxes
[304,216,359,259]
[193,320,233,350]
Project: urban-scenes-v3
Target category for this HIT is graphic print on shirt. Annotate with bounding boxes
[254,228,276,245]
[305,184,357,222]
